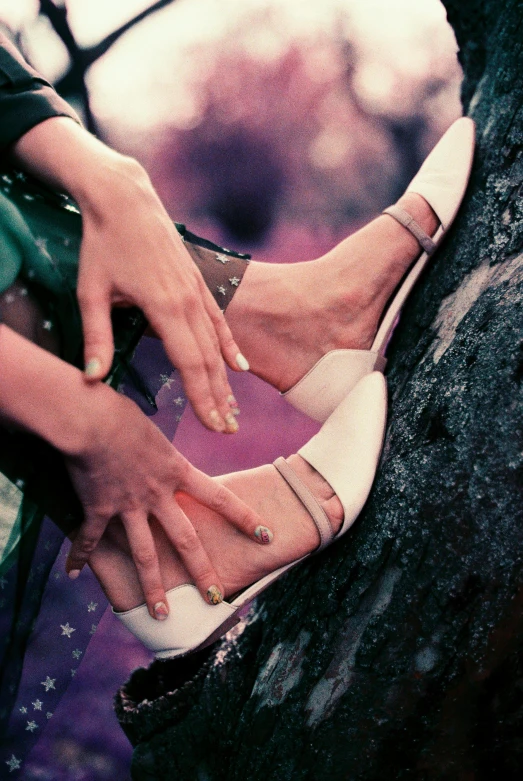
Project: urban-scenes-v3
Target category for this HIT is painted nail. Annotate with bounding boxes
[227,396,240,416]
[207,585,223,605]
[84,358,101,378]
[209,409,226,432]
[254,526,274,545]
[235,352,250,371]
[68,569,81,581]
[225,412,239,433]
[154,601,169,620]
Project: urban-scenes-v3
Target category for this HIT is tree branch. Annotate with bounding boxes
[83,0,176,68]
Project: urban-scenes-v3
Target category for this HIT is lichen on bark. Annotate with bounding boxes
[116,1,523,778]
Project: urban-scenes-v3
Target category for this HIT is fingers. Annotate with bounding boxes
[155,499,225,606]
[148,303,240,434]
[121,511,169,620]
[197,276,250,374]
[66,513,109,578]
[181,467,273,545]
[77,283,115,381]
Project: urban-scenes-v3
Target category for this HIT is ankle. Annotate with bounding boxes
[286,454,344,536]
[397,192,439,236]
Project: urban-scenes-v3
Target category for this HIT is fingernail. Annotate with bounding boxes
[209,409,226,432]
[227,396,240,416]
[154,601,169,620]
[225,412,239,433]
[235,352,250,371]
[68,569,81,581]
[207,585,223,605]
[254,525,274,544]
[84,358,101,378]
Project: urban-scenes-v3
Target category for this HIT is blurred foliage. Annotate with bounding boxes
[4,1,462,245]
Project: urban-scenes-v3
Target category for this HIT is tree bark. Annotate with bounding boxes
[115,0,523,778]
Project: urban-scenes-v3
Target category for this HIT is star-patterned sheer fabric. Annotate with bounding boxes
[0,169,250,774]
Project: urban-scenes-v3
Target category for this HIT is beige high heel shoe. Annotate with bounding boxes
[282,117,475,422]
[114,371,387,659]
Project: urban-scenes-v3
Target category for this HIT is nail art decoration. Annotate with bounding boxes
[84,358,101,378]
[154,602,169,620]
[207,586,223,605]
[254,526,274,544]
[225,412,239,432]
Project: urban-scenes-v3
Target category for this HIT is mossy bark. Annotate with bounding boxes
[116,1,523,777]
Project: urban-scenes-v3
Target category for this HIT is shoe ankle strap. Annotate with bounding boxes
[383,204,437,255]
[273,457,334,551]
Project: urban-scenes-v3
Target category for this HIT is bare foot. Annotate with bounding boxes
[225,193,439,392]
[89,454,343,612]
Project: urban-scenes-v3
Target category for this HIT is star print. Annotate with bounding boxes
[87,602,98,612]
[27,269,35,279]
[19,706,27,714]
[0,577,7,589]
[160,374,174,389]
[15,171,26,181]
[46,712,53,719]
[15,478,24,489]
[89,624,97,635]
[60,622,76,638]
[25,720,38,732]
[5,754,21,772]
[72,649,82,660]
[41,676,56,692]
[54,572,62,580]
[175,414,183,422]
[229,277,240,287]
[42,320,53,331]
[4,293,15,304]
[23,193,35,201]
[32,700,43,711]
[217,286,227,296]
[19,287,28,296]
[215,253,230,264]
[35,238,51,258]
[174,397,185,407]
[71,668,77,677]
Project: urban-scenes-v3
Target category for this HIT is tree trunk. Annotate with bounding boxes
[115,0,523,777]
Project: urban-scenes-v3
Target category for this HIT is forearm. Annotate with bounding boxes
[0,322,112,455]
[10,116,153,215]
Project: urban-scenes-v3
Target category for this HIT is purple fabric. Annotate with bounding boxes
[0,337,186,775]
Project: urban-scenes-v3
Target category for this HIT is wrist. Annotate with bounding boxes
[11,117,153,215]
[0,325,120,457]
[72,151,153,219]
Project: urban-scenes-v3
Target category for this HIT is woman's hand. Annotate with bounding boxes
[0,326,267,619]
[12,118,249,433]
[64,388,265,618]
